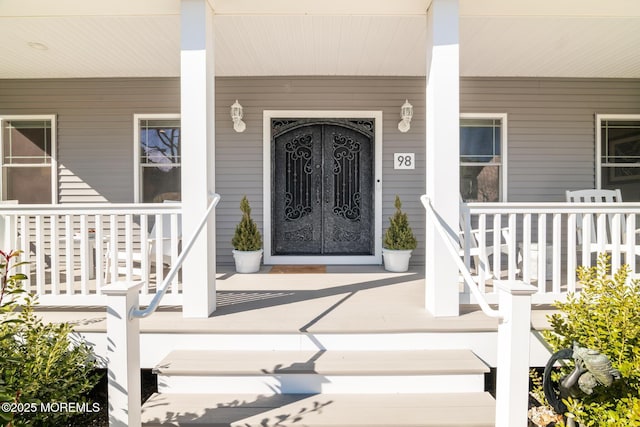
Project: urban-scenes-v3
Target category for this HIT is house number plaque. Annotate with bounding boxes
[394,153,415,170]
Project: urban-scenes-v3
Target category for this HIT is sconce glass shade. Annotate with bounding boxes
[400,99,413,121]
[230,99,246,133]
[398,99,413,133]
[230,100,243,121]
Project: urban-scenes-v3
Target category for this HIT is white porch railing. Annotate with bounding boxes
[103,193,220,427]
[0,203,183,306]
[422,195,536,427]
[463,202,640,304]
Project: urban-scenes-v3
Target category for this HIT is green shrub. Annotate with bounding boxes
[231,196,262,251]
[383,195,417,250]
[543,253,640,426]
[0,250,101,427]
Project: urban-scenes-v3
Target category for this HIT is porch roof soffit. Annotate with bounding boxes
[0,0,639,79]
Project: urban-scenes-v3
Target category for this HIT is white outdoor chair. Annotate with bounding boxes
[565,188,639,257]
[459,198,513,278]
[104,202,182,281]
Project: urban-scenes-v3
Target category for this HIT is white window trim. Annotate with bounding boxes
[460,113,508,202]
[133,113,181,203]
[263,110,383,265]
[595,113,640,189]
[0,114,58,204]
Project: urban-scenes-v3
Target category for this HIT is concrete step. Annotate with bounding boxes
[154,349,489,394]
[141,392,496,426]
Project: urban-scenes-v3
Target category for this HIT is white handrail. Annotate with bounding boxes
[420,195,502,319]
[130,193,221,319]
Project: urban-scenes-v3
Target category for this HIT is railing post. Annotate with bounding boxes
[494,280,537,427]
[102,281,144,427]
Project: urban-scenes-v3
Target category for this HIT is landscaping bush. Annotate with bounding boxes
[0,250,101,427]
[542,253,640,426]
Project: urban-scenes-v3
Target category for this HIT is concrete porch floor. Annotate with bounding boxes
[34,265,556,335]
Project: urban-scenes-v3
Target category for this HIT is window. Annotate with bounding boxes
[0,116,56,204]
[460,114,506,202]
[597,115,640,201]
[134,115,181,203]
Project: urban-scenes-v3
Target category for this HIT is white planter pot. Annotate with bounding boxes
[382,248,412,272]
[232,249,263,273]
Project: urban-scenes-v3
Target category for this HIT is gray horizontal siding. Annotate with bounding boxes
[0,78,180,203]
[461,78,640,202]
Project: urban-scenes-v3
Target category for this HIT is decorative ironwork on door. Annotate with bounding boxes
[272,119,374,256]
[284,134,313,221]
[332,133,362,222]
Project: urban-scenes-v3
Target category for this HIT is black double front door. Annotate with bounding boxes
[272,119,374,256]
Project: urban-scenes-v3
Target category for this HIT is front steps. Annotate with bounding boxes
[142,392,496,427]
[141,349,495,426]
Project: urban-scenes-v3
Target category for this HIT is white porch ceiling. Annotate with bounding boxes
[0,0,639,79]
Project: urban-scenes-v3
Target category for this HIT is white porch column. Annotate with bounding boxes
[180,0,216,317]
[425,0,460,317]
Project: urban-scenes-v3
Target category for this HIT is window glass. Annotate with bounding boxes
[139,119,181,203]
[1,118,54,204]
[460,118,503,202]
[600,119,640,201]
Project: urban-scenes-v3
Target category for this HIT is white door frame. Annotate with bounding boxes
[263,110,383,265]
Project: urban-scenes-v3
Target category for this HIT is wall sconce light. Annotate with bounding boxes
[230,100,246,133]
[398,99,413,133]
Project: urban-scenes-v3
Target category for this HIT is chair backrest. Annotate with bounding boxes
[565,188,622,203]
[565,189,623,246]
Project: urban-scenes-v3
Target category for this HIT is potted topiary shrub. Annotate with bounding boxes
[231,195,263,273]
[382,195,417,272]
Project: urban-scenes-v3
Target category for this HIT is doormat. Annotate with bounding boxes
[269,265,326,274]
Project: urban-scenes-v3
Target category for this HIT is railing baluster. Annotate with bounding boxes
[170,213,179,293]
[140,215,149,295]
[567,213,577,293]
[522,213,532,284]
[507,213,517,280]
[155,214,164,285]
[611,213,622,272]
[537,214,547,293]
[582,214,592,267]
[462,209,471,269]
[50,215,60,295]
[95,214,104,293]
[65,215,73,294]
[596,213,607,255]
[125,214,133,282]
[80,214,89,293]
[35,215,45,295]
[109,214,118,283]
[626,213,636,276]
[478,214,487,292]
[493,214,502,281]
[552,213,561,294]
[19,215,31,292]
